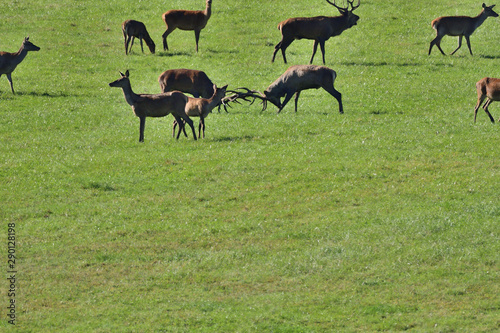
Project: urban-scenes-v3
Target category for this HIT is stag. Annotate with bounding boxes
[272,0,360,64]
[224,65,343,114]
[122,20,156,55]
[0,37,40,94]
[162,0,212,52]
[429,3,498,56]
[173,84,228,139]
[474,77,500,123]
[109,70,197,142]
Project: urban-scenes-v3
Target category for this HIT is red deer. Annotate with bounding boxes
[173,84,228,139]
[162,0,212,52]
[0,37,40,94]
[272,0,360,64]
[122,20,156,55]
[474,77,500,123]
[224,65,343,114]
[429,3,498,56]
[109,70,197,142]
[158,69,214,98]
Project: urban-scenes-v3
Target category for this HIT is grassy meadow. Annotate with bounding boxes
[1,0,499,331]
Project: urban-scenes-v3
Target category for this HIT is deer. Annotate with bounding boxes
[474,77,500,123]
[224,65,343,114]
[173,84,228,139]
[161,0,212,52]
[122,20,156,55]
[0,37,40,94]
[158,69,214,98]
[272,0,360,65]
[109,70,197,142]
[429,3,498,56]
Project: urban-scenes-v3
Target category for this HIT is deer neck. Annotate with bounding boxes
[473,11,490,30]
[204,2,212,19]
[11,44,29,67]
[119,81,141,106]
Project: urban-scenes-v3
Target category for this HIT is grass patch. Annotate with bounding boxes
[1,0,499,331]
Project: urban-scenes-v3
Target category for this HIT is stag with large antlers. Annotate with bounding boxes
[224,65,343,114]
[429,3,498,56]
[272,0,360,64]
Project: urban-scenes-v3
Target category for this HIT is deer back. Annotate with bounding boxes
[159,69,214,98]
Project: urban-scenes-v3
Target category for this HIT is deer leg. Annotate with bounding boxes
[194,30,201,53]
[178,114,197,140]
[272,42,282,63]
[429,35,446,55]
[139,37,144,53]
[474,95,486,123]
[450,36,463,55]
[294,91,301,113]
[6,73,14,94]
[129,36,136,53]
[483,99,495,123]
[274,39,293,64]
[199,117,205,139]
[139,116,146,142]
[162,27,175,51]
[310,40,319,64]
[124,34,130,55]
[278,92,295,114]
[172,120,178,137]
[319,41,326,65]
[465,36,473,56]
[324,86,343,114]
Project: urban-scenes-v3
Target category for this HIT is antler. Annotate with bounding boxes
[348,0,360,11]
[326,0,359,12]
[326,0,348,13]
[222,88,268,111]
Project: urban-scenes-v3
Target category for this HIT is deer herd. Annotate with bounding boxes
[1,1,499,142]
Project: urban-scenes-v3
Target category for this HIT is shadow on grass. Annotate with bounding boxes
[479,54,500,60]
[211,135,255,142]
[156,51,193,57]
[12,91,80,98]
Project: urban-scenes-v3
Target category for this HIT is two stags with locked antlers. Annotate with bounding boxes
[111,1,500,143]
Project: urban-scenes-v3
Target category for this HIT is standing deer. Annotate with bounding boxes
[173,84,228,139]
[162,0,212,52]
[0,37,40,94]
[122,20,156,55]
[109,70,197,142]
[224,65,343,114]
[272,0,360,64]
[429,3,498,56]
[474,77,500,123]
[158,69,214,98]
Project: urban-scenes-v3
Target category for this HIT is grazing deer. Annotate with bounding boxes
[162,0,212,52]
[122,20,156,55]
[109,70,197,142]
[429,3,498,56]
[224,65,343,114]
[173,84,228,139]
[474,77,500,123]
[272,0,360,64]
[158,69,214,98]
[0,37,40,94]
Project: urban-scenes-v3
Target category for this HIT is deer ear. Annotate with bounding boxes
[483,3,487,8]
[125,70,130,77]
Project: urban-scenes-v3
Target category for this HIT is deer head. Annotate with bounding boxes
[327,0,360,27]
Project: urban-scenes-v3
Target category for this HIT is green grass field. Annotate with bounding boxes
[1,0,499,331]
